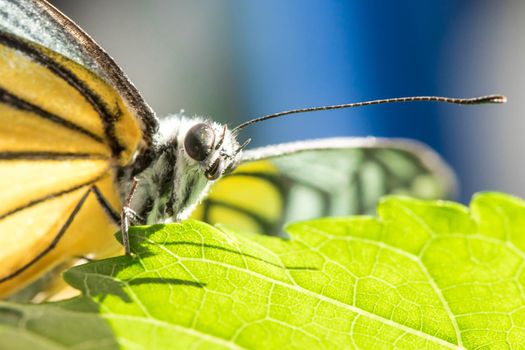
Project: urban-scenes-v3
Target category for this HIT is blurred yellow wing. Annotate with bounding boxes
[0,31,143,298]
[192,138,457,235]
[191,160,285,234]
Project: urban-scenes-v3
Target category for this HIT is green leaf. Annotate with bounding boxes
[2,192,525,349]
[0,298,118,350]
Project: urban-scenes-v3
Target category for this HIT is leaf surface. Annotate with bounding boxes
[1,193,525,349]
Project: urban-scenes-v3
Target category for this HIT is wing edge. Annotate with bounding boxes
[242,137,458,198]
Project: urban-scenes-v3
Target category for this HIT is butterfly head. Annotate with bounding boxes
[182,121,246,180]
[128,117,248,224]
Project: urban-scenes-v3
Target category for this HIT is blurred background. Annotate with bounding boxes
[49,0,524,203]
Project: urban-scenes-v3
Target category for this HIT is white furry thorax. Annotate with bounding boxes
[123,114,242,225]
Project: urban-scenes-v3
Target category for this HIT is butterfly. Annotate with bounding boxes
[0,0,505,299]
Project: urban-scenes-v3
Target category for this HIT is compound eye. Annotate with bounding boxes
[184,123,215,161]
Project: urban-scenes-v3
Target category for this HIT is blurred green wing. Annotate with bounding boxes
[192,137,457,235]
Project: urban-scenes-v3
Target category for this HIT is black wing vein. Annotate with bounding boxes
[0,172,107,221]
[0,31,123,158]
[0,86,105,144]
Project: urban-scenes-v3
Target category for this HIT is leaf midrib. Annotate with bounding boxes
[148,236,462,349]
[304,223,463,347]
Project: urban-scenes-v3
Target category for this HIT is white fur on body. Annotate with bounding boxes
[119,114,241,224]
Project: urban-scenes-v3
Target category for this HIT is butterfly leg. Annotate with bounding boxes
[92,185,120,225]
[92,184,144,254]
[92,183,144,257]
[120,177,141,255]
[0,188,91,283]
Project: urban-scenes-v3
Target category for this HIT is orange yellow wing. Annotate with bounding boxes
[0,31,142,298]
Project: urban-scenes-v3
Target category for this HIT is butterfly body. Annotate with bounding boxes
[120,115,241,225]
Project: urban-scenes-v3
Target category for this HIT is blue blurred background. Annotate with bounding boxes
[50,0,524,202]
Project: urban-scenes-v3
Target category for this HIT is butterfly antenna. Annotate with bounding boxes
[231,94,507,133]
